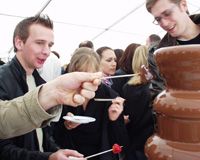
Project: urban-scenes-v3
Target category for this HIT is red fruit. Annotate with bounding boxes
[112,144,122,154]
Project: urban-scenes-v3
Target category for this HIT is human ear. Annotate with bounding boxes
[14,36,23,51]
[180,0,188,13]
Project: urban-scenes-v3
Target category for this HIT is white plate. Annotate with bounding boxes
[63,115,96,124]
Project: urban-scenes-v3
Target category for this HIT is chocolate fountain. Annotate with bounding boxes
[145,45,200,160]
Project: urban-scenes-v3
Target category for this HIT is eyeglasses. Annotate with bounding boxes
[153,3,178,25]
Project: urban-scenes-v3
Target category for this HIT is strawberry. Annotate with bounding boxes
[112,144,122,154]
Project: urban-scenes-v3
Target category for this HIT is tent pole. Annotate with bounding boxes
[91,1,145,41]
[36,0,52,15]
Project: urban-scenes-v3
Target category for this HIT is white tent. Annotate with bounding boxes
[0,0,200,65]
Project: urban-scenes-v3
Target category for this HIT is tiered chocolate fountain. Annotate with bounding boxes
[145,45,200,160]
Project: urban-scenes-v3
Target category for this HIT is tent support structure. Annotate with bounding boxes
[91,1,145,41]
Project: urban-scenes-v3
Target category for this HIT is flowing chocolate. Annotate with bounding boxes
[140,65,154,83]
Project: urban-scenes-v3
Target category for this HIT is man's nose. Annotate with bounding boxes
[160,18,170,27]
[42,44,51,55]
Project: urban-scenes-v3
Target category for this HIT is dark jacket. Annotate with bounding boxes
[53,84,129,160]
[122,82,154,160]
[148,41,164,93]
[111,69,131,97]
[0,56,59,160]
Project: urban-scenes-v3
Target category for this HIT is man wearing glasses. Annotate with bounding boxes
[145,0,200,94]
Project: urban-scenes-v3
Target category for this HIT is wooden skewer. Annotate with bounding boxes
[101,73,140,80]
[85,146,123,159]
[94,98,114,101]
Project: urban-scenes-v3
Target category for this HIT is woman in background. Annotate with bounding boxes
[96,46,117,88]
[111,43,140,96]
[53,47,128,160]
[114,49,124,70]
[122,45,154,160]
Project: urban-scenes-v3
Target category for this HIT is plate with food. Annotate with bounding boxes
[63,115,96,124]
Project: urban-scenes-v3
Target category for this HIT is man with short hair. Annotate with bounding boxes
[0,14,86,160]
[79,40,94,49]
[146,34,161,47]
[145,0,200,132]
[146,0,200,92]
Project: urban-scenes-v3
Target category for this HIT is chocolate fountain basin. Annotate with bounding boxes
[145,45,200,160]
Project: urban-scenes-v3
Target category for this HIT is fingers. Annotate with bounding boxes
[112,97,125,105]
[109,104,122,113]
[80,89,96,99]
[62,149,85,158]
[54,72,102,107]
[81,81,99,97]
[109,97,125,121]
[65,121,79,130]
[64,112,81,130]
[109,97,124,112]
[73,94,85,106]
[67,112,74,117]
[124,115,130,125]
[64,121,73,130]
[72,81,99,105]
[71,73,102,106]
[79,72,102,83]
[49,149,85,160]
[93,78,102,86]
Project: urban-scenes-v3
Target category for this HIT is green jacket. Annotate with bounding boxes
[0,86,61,139]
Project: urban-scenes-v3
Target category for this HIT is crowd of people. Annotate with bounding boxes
[0,0,199,160]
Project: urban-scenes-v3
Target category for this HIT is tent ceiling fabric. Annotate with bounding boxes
[0,0,200,64]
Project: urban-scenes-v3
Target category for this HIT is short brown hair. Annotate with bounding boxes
[146,0,181,13]
[13,14,53,52]
[79,40,94,49]
[149,34,161,43]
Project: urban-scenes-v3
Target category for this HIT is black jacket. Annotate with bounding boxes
[111,69,131,97]
[0,56,59,160]
[122,82,154,160]
[53,84,129,160]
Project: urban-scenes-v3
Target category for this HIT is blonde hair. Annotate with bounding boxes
[128,45,148,85]
[69,47,101,73]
